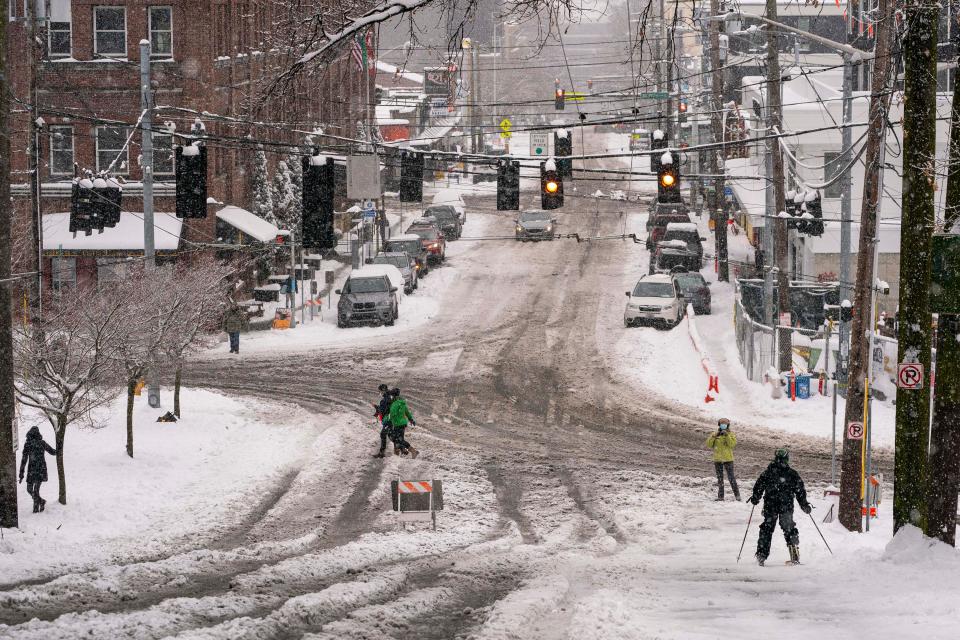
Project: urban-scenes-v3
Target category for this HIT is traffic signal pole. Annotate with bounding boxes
[140,40,161,409]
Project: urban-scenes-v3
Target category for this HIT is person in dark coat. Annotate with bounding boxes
[372,384,396,458]
[748,448,812,565]
[222,301,249,354]
[19,426,57,513]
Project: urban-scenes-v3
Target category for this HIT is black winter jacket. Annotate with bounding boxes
[375,393,394,424]
[750,460,810,513]
[19,427,57,483]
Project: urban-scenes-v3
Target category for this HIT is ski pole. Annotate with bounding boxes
[737,503,756,563]
[807,510,833,555]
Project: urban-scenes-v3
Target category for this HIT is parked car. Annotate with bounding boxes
[384,234,431,276]
[651,240,702,275]
[647,206,692,249]
[336,270,399,328]
[406,219,446,264]
[432,189,467,224]
[515,209,556,241]
[624,274,685,328]
[662,222,705,264]
[372,251,418,294]
[672,271,712,314]
[424,205,463,240]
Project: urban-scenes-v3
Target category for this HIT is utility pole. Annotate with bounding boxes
[656,0,665,131]
[472,43,480,152]
[0,2,19,530]
[838,0,897,532]
[709,0,728,282]
[140,40,161,409]
[837,51,854,389]
[927,41,960,546]
[894,0,939,534]
[26,0,42,319]
[764,0,791,371]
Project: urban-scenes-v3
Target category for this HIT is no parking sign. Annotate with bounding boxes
[897,362,923,390]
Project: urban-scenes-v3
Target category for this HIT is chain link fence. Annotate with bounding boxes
[734,298,777,383]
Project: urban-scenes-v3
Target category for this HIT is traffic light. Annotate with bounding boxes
[784,189,799,230]
[541,160,563,209]
[804,190,824,236]
[70,177,96,233]
[497,159,520,210]
[555,88,565,110]
[650,129,667,174]
[399,151,424,202]
[656,151,681,203]
[840,299,853,322]
[175,143,207,218]
[678,100,688,124]
[302,154,337,250]
[794,190,809,233]
[94,176,122,229]
[554,129,572,177]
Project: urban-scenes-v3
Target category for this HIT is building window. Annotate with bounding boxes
[824,152,842,199]
[149,7,173,58]
[96,126,128,174]
[47,0,72,57]
[153,134,174,175]
[96,258,127,289]
[94,6,126,57]
[51,257,77,291]
[49,126,74,176]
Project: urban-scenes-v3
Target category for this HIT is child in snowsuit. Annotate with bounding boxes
[748,448,812,565]
[388,388,418,458]
[19,426,57,513]
[705,418,740,501]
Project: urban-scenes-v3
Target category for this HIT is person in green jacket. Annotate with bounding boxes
[222,301,250,354]
[706,418,740,501]
[388,388,418,458]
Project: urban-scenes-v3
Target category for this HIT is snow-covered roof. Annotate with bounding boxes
[666,222,698,232]
[216,205,283,243]
[356,264,404,293]
[42,212,182,252]
[376,61,424,84]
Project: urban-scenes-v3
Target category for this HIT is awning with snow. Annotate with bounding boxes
[42,212,183,252]
[409,125,454,147]
[216,205,288,243]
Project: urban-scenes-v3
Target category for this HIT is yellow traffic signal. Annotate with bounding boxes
[545,179,559,193]
[659,172,676,188]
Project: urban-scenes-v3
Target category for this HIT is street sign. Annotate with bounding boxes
[499,118,512,139]
[724,186,734,197]
[530,132,549,156]
[640,91,669,99]
[897,362,924,390]
[847,421,864,440]
[346,155,381,200]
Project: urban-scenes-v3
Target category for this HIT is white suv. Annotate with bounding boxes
[624,274,684,328]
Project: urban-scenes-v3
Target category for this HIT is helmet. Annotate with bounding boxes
[378,384,389,393]
[774,448,789,463]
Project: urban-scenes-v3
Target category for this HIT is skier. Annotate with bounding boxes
[372,384,396,458]
[388,388,418,458]
[748,448,812,565]
[19,426,58,513]
[706,418,740,501]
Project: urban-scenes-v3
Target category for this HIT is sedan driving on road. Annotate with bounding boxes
[406,219,447,265]
[515,209,556,241]
[624,274,684,328]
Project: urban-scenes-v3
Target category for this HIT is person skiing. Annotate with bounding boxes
[19,426,58,513]
[222,300,249,354]
[372,384,396,458]
[706,418,740,501]
[388,388,418,458]
[748,448,812,565]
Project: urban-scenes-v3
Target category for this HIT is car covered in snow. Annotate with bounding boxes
[372,251,418,294]
[432,189,467,224]
[662,222,705,264]
[515,209,556,241]
[672,271,712,315]
[335,269,399,328]
[651,239,702,275]
[624,274,684,328]
[384,234,431,275]
[423,205,463,240]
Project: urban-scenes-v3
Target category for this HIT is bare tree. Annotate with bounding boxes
[13,288,129,505]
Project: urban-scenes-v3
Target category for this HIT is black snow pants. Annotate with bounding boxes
[756,507,799,560]
[378,420,394,454]
[393,425,410,452]
[26,480,43,510]
[714,461,740,499]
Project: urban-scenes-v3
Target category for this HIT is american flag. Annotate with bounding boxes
[352,29,374,73]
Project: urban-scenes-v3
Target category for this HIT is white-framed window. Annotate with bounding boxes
[96,257,127,289]
[149,6,173,58]
[47,0,72,57]
[51,257,77,291]
[49,125,74,175]
[96,126,129,174]
[94,6,127,58]
[153,133,174,175]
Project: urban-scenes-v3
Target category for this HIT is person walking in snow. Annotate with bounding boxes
[19,426,57,513]
[388,388,418,458]
[748,448,812,565]
[222,300,249,354]
[372,384,396,458]
[706,418,740,501]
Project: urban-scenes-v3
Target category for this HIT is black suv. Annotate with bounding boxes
[424,205,463,240]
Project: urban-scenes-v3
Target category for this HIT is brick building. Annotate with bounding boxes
[6,0,374,293]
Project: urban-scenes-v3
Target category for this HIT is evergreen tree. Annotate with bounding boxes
[250,145,275,225]
[272,160,297,230]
